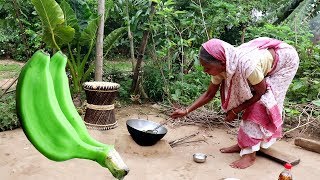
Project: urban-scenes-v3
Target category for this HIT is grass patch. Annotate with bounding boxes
[0,64,21,72]
[104,59,132,73]
[0,64,22,80]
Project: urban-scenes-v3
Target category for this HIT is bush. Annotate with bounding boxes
[169,65,212,106]
[143,64,166,102]
[0,0,43,61]
[103,61,132,102]
[0,92,20,131]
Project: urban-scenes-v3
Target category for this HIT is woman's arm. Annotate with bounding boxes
[171,82,220,118]
[225,79,267,121]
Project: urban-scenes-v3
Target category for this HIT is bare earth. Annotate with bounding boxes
[1,105,320,180]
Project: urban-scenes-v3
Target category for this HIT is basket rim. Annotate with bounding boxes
[83,81,120,91]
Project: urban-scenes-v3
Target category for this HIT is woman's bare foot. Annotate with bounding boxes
[230,152,256,169]
[219,144,241,153]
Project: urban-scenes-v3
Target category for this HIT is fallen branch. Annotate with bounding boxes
[163,107,239,135]
[282,103,320,138]
[0,77,18,99]
[169,131,199,147]
[170,139,207,148]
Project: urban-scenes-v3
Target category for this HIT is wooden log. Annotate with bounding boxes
[257,148,300,166]
[294,137,320,154]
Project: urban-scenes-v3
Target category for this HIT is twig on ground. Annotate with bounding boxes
[162,106,239,135]
[170,139,207,147]
[159,102,319,139]
[282,103,320,138]
[169,131,200,147]
[0,77,18,99]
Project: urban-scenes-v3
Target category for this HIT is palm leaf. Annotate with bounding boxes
[31,0,75,49]
[103,27,127,56]
[105,0,114,20]
[285,0,317,25]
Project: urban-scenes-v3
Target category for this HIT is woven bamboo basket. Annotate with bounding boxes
[83,82,120,130]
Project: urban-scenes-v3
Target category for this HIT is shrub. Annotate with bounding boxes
[0,92,20,131]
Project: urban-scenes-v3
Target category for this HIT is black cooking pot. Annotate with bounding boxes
[126,119,167,146]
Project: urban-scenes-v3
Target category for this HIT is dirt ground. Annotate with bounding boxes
[1,105,320,180]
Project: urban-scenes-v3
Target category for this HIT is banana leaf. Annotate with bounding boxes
[103,27,127,57]
[31,0,75,49]
[60,0,79,37]
[79,16,100,46]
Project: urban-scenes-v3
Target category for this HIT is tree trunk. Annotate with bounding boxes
[131,2,157,93]
[126,0,136,72]
[95,0,105,81]
[273,0,304,24]
[241,25,246,44]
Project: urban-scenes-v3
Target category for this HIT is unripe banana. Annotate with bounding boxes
[16,50,129,179]
[49,51,107,148]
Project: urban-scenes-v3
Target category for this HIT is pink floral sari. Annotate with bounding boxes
[202,37,299,153]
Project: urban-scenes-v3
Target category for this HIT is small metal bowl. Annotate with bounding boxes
[193,153,207,163]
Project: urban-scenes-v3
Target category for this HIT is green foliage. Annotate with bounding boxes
[0,92,20,131]
[197,0,272,44]
[104,27,127,56]
[169,65,211,105]
[313,99,320,107]
[246,24,297,43]
[30,0,126,94]
[79,16,99,46]
[108,0,151,56]
[103,60,132,101]
[104,59,132,73]
[143,60,213,105]
[288,77,320,102]
[0,0,42,61]
[60,0,79,32]
[143,63,165,101]
[31,0,75,49]
[63,0,94,29]
[284,0,319,26]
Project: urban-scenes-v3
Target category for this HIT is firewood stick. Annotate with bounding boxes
[169,132,199,146]
[171,140,207,147]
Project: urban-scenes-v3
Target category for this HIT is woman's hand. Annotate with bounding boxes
[170,108,188,119]
[225,110,238,122]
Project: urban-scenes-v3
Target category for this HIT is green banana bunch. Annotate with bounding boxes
[49,51,107,148]
[16,50,129,179]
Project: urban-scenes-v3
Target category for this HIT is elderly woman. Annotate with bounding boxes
[170,37,299,169]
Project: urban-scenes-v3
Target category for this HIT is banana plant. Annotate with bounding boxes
[31,0,75,50]
[31,0,126,94]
